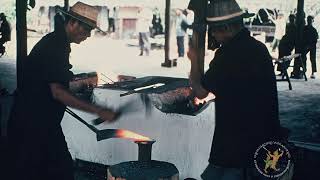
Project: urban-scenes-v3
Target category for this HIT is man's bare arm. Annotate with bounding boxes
[69,73,98,93]
[188,48,209,99]
[50,83,116,122]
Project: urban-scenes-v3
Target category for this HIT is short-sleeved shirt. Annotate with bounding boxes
[202,28,280,167]
[7,26,75,180]
[15,27,73,133]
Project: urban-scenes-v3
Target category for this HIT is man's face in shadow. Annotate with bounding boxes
[68,20,93,44]
[209,25,233,44]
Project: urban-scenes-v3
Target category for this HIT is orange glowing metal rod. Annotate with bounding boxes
[66,108,153,142]
[116,129,152,142]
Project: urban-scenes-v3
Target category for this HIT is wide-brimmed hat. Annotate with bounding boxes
[206,0,253,26]
[59,2,99,29]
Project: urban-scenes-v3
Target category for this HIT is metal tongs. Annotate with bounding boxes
[65,107,120,141]
[65,107,150,141]
[65,107,99,133]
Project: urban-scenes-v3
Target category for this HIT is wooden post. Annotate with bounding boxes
[64,0,69,11]
[164,0,170,64]
[188,0,207,75]
[161,0,172,67]
[292,0,305,77]
[16,0,28,90]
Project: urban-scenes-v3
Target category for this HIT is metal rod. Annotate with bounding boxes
[120,83,165,97]
[65,107,98,133]
[96,129,118,141]
[100,78,107,83]
[65,108,153,143]
[100,73,115,83]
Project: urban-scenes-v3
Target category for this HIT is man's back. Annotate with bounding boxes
[304,25,318,45]
[202,29,280,167]
[19,29,72,128]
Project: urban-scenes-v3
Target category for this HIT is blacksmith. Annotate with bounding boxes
[188,0,282,179]
[7,2,119,180]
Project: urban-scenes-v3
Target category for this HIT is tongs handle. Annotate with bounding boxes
[120,90,139,97]
[65,107,99,133]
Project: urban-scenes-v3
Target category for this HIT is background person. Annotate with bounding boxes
[151,7,163,37]
[186,9,194,47]
[175,9,188,58]
[137,8,152,56]
[0,13,11,56]
[302,15,318,79]
[277,14,297,75]
[108,7,116,33]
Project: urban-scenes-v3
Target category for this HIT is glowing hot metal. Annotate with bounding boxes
[194,92,216,105]
[66,108,153,142]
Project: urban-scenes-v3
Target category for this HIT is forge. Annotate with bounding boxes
[64,76,215,179]
[66,107,180,179]
[100,76,215,116]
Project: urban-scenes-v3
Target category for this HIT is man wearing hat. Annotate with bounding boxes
[7,2,119,180]
[188,0,281,179]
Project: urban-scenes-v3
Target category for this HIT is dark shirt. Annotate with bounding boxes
[7,26,75,180]
[283,23,296,46]
[285,22,296,37]
[202,28,280,167]
[10,26,73,136]
[303,25,318,46]
[279,23,297,58]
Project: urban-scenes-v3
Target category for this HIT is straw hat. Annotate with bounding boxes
[206,0,253,26]
[59,2,99,29]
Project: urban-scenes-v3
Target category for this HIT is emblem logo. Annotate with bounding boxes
[254,141,291,178]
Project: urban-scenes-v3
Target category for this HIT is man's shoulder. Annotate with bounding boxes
[241,34,269,54]
[41,32,59,42]
[29,32,64,58]
[253,35,269,48]
[238,36,271,62]
[35,31,65,49]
